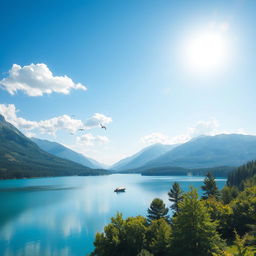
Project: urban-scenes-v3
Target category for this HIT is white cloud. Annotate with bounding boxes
[140,133,171,145]
[140,132,190,146]
[140,118,247,146]
[84,113,112,128]
[0,63,87,96]
[187,118,219,137]
[37,115,84,135]
[0,104,112,135]
[76,133,109,146]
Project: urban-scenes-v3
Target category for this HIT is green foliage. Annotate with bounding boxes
[147,198,169,223]
[243,175,256,189]
[221,186,239,204]
[136,249,154,256]
[202,172,220,200]
[203,198,233,239]
[91,213,147,256]
[146,219,171,256]
[233,231,251,256]
[168,182,183,214]
[171,188,223,256]
[230,186,256,235]
[227,161,256,189]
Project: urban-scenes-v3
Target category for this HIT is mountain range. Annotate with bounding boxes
[1,112,256,179]
[112,134,256,172]
[0,115,108,179]
[111,143,177,171]
[32,138,106,169]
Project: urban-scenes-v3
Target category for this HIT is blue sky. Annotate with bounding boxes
[0,0,256,165]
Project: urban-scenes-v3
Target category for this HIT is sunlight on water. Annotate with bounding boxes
[0,174,226,256]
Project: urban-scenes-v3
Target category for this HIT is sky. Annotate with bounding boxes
[0,0,256,165]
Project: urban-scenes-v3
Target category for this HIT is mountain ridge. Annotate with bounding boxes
[32,138,106,169]
[0,115,109,179]
[111,143,177,171]
[140,134,256,170]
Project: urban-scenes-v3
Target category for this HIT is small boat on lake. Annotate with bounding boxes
[114,187,126,192]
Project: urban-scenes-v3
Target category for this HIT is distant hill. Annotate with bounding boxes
[111,143,177,171]
[32,138,106,169]
[141,134,256,170]
[0,115,109,179]
[141,166,235,177]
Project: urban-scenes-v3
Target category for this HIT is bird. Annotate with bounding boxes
[100,123,106,130]
[78,128,85,131]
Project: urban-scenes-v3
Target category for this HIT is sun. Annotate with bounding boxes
[183,29,229,74]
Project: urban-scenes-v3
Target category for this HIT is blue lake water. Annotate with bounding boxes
[0,174,226,256]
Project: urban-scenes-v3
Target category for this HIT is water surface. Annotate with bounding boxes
[0,174,226,256]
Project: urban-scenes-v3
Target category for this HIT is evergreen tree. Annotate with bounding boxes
[90,213,148,256]
[147,198,169,223]
[171,188,223,256]
[233,231,251,256]
[146,219,171,256]
[202,172,220,200]
[168,182,183,214]
[137,249,154,256]
[221,186,239,204]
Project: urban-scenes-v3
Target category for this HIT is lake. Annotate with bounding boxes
[0,174,226,256]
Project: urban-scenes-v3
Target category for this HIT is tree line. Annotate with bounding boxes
[89,162,256,256]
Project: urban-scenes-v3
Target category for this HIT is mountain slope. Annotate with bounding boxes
[0,115,108,179]
[32,138,106,169]
[111,143,177,171]
[142,134,256,169]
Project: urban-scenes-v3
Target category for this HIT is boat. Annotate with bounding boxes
[114,187,126,192]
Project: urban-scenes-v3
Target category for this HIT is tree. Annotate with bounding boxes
[90,213,148,256]
[203,197,233,240]
[202,172,220,200]
[171,188,223,256]
[221,186,239,204]
[168,182,183,214]
[233,231,252,256]
[147,198,169,223]
[230,186,256,235]
[146,219,171,256]
[137,249,154,256]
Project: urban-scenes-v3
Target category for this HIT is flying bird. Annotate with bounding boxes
[100,124,106,130]
[78,128,85,131]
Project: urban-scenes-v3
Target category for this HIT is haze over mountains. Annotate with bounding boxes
[113,134,256,172]
[111,143,177,171]
[32,138,106,169]
[0,115,108,179]
[1,112,256,179]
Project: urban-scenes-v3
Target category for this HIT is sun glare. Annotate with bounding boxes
[183,29,229,74]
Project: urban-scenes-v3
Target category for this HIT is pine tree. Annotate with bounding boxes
[233,231,251,256]
[168,182,183,214]
[146,219,171,256]
[202,172,220,200]
[147,198,169,223]
[171,188,223,256]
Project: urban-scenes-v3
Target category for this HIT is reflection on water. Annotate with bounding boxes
[0,174,226,256]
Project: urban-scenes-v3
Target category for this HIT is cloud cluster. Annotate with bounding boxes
[85,113,112,129]
[0,63,87,96]
[0,104,112,136]
[140,118,246,146]
[76,134,109,146]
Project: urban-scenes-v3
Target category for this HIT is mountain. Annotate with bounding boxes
[0,115,108,179]
[111,143,177,171]
[141,134,256,170]
[32,138,106,169]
